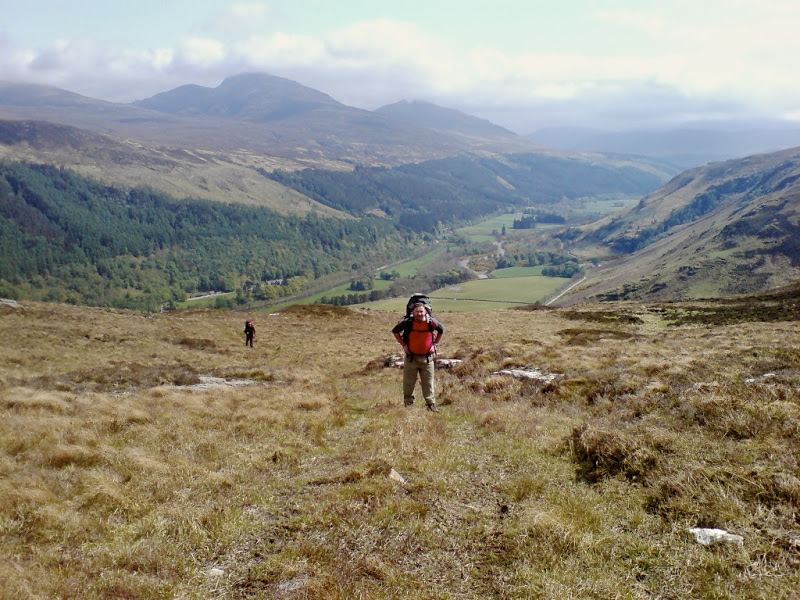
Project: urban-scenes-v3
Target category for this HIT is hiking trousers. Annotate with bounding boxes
[403,354,436,407]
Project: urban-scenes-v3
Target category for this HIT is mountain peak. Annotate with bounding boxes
[216,72,340,103]
[134,72,342,121]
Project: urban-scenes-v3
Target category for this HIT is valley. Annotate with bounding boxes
[1,71,800,600]
[8,74,799,313]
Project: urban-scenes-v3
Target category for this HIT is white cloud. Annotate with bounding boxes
[198,2,279,39]
[325,19,434,61]
[237,32,326,65]
[1,1,800,131]
[177,37,228,67]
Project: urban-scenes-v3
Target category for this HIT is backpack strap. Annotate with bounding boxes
[399,316,413,345]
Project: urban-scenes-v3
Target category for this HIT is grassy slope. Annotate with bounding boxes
[0,142,347,217]
[1,299,799,599]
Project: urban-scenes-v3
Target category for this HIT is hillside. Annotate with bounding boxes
[0,160,412,310]
[1,296,798,599]
[266,152,666,230]
[0,119,343,214]
[376,99,519,139]
[557,146,800,303]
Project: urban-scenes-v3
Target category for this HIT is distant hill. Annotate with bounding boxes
[529,123,800,170]
[376,100,519,139]
[265,152,666,231]
[557,146,800,303]
[0,75,538,167]
[134,72,344,121]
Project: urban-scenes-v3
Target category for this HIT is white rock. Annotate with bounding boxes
[689,527,744,546]
[183,376,257,390]
[386,355,405,368]
[493,368,560,384]
[744,373,777,384]
[389,468,407,485]
[435,358,462,368]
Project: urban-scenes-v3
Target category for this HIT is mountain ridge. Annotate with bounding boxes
[134,72,347,122]
[0,73,677,214]
[0,74,539,166]
[375,99,520,140]
[557,146,800,303]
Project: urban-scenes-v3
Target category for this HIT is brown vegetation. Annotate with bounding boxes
[1,298,798,599]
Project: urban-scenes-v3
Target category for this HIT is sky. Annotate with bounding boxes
[1,0,799,134]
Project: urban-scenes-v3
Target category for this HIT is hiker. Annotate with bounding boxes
[392,301,445,412]
[244,319,255,347]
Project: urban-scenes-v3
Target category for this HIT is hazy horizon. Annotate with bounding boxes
[2,0,800,135]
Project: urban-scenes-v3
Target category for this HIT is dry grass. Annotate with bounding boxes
[1,299,798,599]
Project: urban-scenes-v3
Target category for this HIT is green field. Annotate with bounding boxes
[302,213,579,313]
[490,265,546,278]
[382,244,448,278]
[456,214,521,239]
[177,292,235,309]
[355,276,567,312]
[434,277,565,304]
[298,277,394,304]
[573,194,638,214]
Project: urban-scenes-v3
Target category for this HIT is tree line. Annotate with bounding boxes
[0,161,412,310]
[318,268,475,308]
[495,250,582,278]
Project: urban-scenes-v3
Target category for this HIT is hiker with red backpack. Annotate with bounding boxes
[392,294,445,412]
[244,319,256,347]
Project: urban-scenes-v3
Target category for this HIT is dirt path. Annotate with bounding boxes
[458,240,504,280]
[545,275,587,306]
[458,258,489,279]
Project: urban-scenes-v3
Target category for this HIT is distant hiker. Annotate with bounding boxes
[244,319,255,347]
[392,299,445,412]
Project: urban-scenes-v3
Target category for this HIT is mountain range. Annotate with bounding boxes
[0,72,676,216]
[0,73,539,168]
[1,71,799,305]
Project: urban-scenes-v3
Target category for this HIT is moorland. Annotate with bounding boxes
[1,288,798,599]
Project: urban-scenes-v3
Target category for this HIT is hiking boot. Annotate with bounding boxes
[426,404,439,413]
